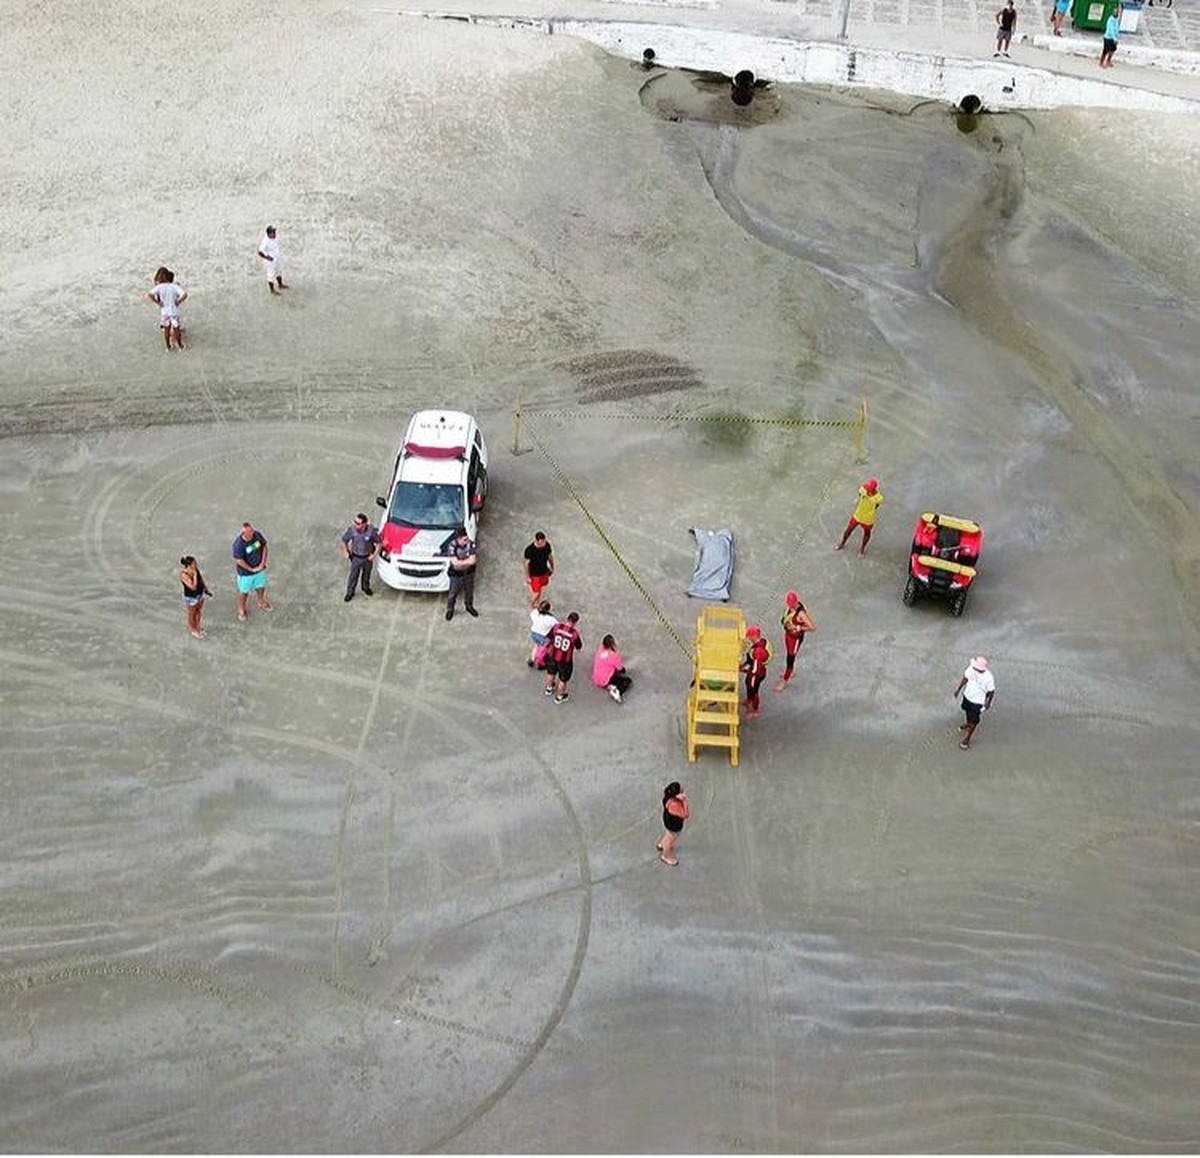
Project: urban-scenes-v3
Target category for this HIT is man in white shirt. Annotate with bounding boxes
[953,655,996,750]
[256,225,288,295]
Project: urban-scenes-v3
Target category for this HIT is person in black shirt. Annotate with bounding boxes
[994,0,1017,56]
[522,531,555,608]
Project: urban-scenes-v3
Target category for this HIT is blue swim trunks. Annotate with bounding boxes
[236,571,268,594]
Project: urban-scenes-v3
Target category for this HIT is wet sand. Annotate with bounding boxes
[2,1,1199,1152]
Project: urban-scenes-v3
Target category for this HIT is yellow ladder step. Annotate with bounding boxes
[691,709,740,725]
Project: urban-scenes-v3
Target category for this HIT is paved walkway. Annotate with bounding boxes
[381,0,1200,103]
[824,0,1199,52]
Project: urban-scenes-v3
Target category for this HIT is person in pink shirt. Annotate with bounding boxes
[591,634,633,703]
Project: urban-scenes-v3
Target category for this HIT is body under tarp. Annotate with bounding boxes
[686,527,735,601]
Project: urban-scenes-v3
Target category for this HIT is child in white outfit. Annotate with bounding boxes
[146,266,187,350]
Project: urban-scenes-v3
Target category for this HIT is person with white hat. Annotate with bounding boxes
[953,656,996,750]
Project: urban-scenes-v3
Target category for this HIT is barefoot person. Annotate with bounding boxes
[1100,6,1121,67]
[179,555,212,639]
[528,599,556,667]
[740,625,770,718]
[657,781,689,866]
[994,0,1018,56]
[775,590,816,691]
[232,521,272,622]
[256,225,288,294]
[836,477,883,554]
[146,266,187,350]
[953,655,996,750]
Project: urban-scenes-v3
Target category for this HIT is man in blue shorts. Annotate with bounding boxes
[232,521,272,622]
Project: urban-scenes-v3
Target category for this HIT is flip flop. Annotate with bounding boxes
[659,855,678,866]
[959,740,970,750]
[237,611,247,622]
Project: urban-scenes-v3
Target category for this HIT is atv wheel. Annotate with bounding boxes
[950,590,968,617]
[902,575,918,606]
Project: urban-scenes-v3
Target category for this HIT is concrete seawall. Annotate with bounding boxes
[402,8,1200,109]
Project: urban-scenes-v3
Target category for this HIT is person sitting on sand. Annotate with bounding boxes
[592,634,633,703]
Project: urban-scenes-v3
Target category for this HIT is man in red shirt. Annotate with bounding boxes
[543,612,583,704]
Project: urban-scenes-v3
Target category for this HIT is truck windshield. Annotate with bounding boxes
[387,481,464,530]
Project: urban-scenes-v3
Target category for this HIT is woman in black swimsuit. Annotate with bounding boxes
[180,555,212,639]
[657,781,690,866]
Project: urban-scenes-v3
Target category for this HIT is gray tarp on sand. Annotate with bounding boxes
[686,527,735,601]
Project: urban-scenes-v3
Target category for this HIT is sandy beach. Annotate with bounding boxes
[2,0,1199,1151]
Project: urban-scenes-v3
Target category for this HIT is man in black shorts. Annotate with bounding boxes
[543,611,583,704]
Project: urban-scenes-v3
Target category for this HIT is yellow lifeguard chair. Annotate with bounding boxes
[686,605,746,766]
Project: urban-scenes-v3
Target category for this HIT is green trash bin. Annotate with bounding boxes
[1072,0,1118,31]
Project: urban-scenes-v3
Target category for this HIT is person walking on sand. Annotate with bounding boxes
[341,512,380,602]
[544,611,583,704]
[995,0,1017,56]
[522,531,556,608]
[836,477,883,554]
[528,599,557,667]
[257,225,287,294]
[1100,6,1121,66]
[592,634,633,703]
[775,590,816,691]
[444,527,478,620]
[146,266,187,350]
[232,522,272,622]
[657,781,690,866]
[740,625,771,718]
[179,555,212,639]
[1051,0,1070,35]
[953,655,996,750]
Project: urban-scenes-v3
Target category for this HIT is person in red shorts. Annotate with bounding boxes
[522,531,556,607]
[740,625,771,718]
[543,611,583,704]
[836,477,884,554]
[775,590,816,691]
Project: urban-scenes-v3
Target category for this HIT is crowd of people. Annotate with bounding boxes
[177,475,995,869]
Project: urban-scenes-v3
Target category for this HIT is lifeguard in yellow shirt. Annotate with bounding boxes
[836,478,883,555]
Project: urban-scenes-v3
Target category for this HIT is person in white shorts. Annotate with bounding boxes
[256,225,288,295]
[145,266,187,350]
